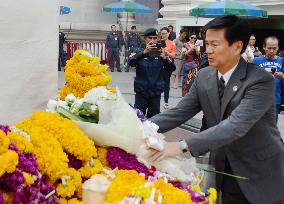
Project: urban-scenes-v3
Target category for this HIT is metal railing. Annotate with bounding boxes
[66,40,107,61]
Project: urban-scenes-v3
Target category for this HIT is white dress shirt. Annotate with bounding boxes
[218,64,238,86]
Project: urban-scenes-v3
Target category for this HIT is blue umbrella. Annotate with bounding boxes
[103,1,152,32]
[189,1,267,18]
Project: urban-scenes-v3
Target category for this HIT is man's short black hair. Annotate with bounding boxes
[161,27,169,33]
[263,36,279,47]
[111,24,116,28]
[131,26,136,30]
[204,15,251,53]
[180,29,187,34]
[168,25,174,29]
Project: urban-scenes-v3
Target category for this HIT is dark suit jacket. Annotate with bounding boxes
[150,58,284,204]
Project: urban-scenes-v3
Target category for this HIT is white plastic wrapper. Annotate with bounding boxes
[76,90,198,182]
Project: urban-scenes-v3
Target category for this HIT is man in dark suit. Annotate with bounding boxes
[148,15,284,204]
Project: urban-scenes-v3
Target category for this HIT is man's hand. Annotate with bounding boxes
[160,50,168,60]
[143,41,157,54]
[147,141,182,162]
[274,71,284,79]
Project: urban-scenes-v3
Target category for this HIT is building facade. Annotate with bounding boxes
[59,0,160,40]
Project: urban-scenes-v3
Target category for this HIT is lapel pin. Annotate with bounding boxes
[233,86,238,92]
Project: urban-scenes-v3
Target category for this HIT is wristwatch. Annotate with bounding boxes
[179,140,189,153]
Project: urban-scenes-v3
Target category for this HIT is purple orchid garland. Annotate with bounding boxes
[106,147,155,177]
[0,125,10,134]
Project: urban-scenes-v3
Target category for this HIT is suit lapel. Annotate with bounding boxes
[220,58,247,119]
[206,68,221,122]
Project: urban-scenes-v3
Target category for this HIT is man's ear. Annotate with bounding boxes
[234,41,243,53]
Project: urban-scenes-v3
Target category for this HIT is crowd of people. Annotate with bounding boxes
[110,24,284,122]
[58,22,284,122]
[56,15,284,203]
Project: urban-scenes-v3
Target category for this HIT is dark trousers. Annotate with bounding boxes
[134,93,161,119]
[163,73,171,103]
[108,48,120,71]
[276,104,281,122]
[221,159,250,204]
[58,49,66,71]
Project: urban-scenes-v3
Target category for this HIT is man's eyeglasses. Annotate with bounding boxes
[161,33,168,35]
[250,39,256,40]
[190,37,197,39]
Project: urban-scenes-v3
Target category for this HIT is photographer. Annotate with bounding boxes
[253,36,284,122]
[129,28,176,118]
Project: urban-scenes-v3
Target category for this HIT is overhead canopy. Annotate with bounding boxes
[189,1,267,18]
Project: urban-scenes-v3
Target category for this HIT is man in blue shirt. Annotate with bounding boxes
[253,36,284,121]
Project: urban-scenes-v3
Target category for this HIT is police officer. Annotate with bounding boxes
[58,25,66,71]
[106,25,122,72]
[125,26,142,72]
[129,28,176,118]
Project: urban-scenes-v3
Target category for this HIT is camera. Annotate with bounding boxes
[156,39,166,49]
[148,40,166,58]
[271,67,276,74]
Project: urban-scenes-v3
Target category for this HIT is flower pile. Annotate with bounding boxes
[0,52,217,204]
[59,50,112,99]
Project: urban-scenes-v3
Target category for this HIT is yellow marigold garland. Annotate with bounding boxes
[59,50,112,99]
[97,147,109,167]
[79,159,103,179]
[15,120,68,184]
[208,188,217,204]
[153,179,193,204]
[6,130,34,153]
[105,170,146,202]
[0,150,19,177]
[104,169,196,204]
[56,168,82,198]
[23,172,35,185]
[21,111,97,162]
[0,131,10,154]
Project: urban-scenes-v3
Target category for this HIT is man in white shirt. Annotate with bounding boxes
[148,15,284,204]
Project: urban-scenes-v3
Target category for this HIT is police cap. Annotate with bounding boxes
[144,28,158,37]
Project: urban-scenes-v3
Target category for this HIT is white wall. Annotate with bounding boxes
[0,0,58,125]
[59,0,117,30]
